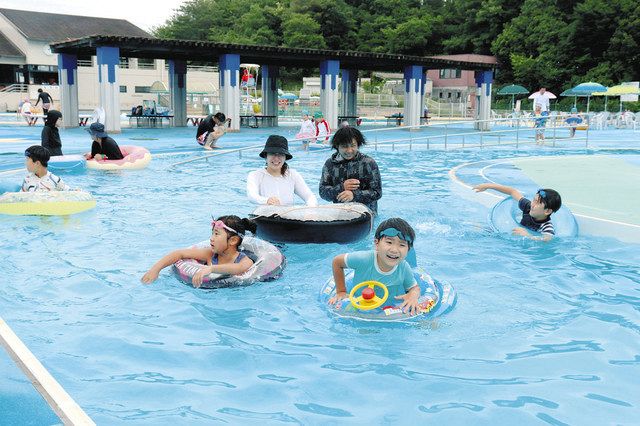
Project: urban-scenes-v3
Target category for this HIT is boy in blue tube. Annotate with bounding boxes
[328,218,420,315]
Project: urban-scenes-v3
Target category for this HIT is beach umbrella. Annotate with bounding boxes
[560,88,586,109]
[592,84,640,113]
[528,90,557,112]
[570,82,607,113]
[497,84,529,110]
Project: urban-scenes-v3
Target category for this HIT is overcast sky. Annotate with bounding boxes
[3,0,187,32]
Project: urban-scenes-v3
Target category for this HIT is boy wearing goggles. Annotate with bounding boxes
[328,218,421,315]
[474,183,562,240]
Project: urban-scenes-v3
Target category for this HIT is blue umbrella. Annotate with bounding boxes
[570,82,607,112]
[279,93,298,100]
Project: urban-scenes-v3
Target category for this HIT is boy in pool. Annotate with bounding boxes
[141,216,256,287]
[473,183,562,240]
[328,218,421,315]
[21,145,70,192]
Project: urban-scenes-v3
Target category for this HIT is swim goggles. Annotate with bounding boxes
[211,220,244,237]
[378,227,413,245]
[536,189,548,204]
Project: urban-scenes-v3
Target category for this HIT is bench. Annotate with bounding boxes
[127,114,174,128]
[240,115,277,128]
[385,115,430,126]
[22,114,93,126]
[338,115,362,126]
[187,116,206,126]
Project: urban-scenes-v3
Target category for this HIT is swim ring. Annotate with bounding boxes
[319,270,457,322]
[86,145,151,170]
[0,182,21,194]
[489,196,579,237]
[173,236,286,289]
[48,155,87,173]
[251,203,373,244]
[0,191,96,216]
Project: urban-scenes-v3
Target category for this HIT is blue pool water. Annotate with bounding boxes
[1,124,639,424]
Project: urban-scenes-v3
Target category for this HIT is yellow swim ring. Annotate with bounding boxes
[0,191,96,216]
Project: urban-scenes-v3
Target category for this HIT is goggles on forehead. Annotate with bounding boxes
[378,227,413,244]
[536,189,548,204]
[211,220,244,237]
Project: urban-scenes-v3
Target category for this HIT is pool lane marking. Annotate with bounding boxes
[0,317,95,425]
[449,157,640,230]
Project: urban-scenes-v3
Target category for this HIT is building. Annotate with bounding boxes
[0,8,219,113]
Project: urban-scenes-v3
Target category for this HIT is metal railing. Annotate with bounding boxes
[0,83,28,93]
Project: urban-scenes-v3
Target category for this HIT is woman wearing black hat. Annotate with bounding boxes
[247,135,317,206]
[83,122,124,161]
[41,110,63,156]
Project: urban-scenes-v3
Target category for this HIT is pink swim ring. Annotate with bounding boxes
[87,145,152,170]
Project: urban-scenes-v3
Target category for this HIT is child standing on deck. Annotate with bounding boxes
[328,218,421,315]
[473,183,562,241]
[141,216,256,287]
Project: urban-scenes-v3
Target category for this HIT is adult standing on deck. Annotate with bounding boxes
[319,126,382,214]
[35,88,53,115]
[532,87,550,113]
[196,112,230,150]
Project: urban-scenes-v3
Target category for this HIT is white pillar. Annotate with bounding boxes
[474,70,493,131]
[57,53,78,129]
[219,53,240,131]
[96,46,121,133]
[168,59,187,127]
[261,64,278,127]
[320,60,339,129]
[340,68,358,124]
[403,65,423,127]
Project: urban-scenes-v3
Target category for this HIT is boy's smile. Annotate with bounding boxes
[374,235,409,271]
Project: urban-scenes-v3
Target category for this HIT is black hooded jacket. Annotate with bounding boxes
[41,110,63,156]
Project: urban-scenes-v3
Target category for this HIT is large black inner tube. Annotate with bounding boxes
[253,212,372,244]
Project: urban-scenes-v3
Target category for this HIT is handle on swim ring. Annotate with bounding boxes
[349,281,389,311]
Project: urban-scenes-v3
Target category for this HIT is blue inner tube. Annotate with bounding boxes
[489,196,579,237]
[319,269,456,322]
[48,155,87,174]
[0,182,21,194]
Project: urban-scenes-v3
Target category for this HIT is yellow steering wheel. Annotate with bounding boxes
[349,281,389,311]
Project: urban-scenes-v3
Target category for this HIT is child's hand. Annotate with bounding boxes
[328,291,348,307]
[473,184,490,192]
[141,269,159,284]
[395,291,421,316]
[512,227,529,237]
[192,267,211,288]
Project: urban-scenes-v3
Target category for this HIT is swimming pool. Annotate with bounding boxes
[1,124,639,424]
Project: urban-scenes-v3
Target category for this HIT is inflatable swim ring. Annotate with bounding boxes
[0,191,96,216]
[319,269,456,322]
[48,155,86,174]
[251,203,373,244]
[0,182,21,195]
[489,196,579,237]
[87,145,151,170]
[173,236,286,289]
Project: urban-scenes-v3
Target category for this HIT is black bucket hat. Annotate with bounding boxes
[86,122,108,138]
[259,135,292,160]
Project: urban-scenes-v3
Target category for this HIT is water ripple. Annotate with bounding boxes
[418,402,484,413]
[86,372,235,388]
[492,395,559,409]
[217,407,300,423]
[505,340,604,360]
[294,403,353,417]
[584,393,633,407]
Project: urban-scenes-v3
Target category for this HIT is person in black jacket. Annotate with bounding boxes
[196,112,230,149]
[41,110,63,156]
[84,122,124,161]
[319,127,382,214]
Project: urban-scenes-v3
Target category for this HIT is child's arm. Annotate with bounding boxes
[328,254,348,306]
[473,183,523,200]
[141,247,211,284]
[395,286,421,315]
[191,256,254,287]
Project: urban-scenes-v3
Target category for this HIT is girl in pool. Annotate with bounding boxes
[141,216,256,288]
[247,135,318,206]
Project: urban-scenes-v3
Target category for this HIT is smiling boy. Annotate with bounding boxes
[328,218,421,315]
[474,183,562,240]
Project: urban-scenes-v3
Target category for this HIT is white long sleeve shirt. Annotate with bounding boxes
[21,171,70,192]
[298,119,315,136]
[247,168,318,206]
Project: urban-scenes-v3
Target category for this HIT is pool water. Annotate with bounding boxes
[1,131,639,424]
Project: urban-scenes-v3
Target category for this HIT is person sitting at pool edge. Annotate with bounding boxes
[328,218,421,315]
[319,126,382,214]
[247,135,318,206]
[22,145,70,192]
[141,215,256,287]
[84,122,124,161]
[473,183,561,241]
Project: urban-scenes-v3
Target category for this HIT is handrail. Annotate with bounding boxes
[0,83,28,93]
[0,316,95,425]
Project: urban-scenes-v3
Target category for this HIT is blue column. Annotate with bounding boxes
[403,65,423,127]
[474,70,493,131]
[261,65,279,127]
[57,53,78,128]
[97,46,121,132]
[340,69,358,125]
[320,59,340,130]
[168,59,187,127]
[219,53,240,131]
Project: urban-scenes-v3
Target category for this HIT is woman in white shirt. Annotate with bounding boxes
[247,135,317,206]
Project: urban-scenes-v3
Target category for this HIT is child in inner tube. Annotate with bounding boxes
[141,216,256,287]
[328,218,421,315]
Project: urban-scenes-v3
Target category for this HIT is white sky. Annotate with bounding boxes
[2,0,187,32]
